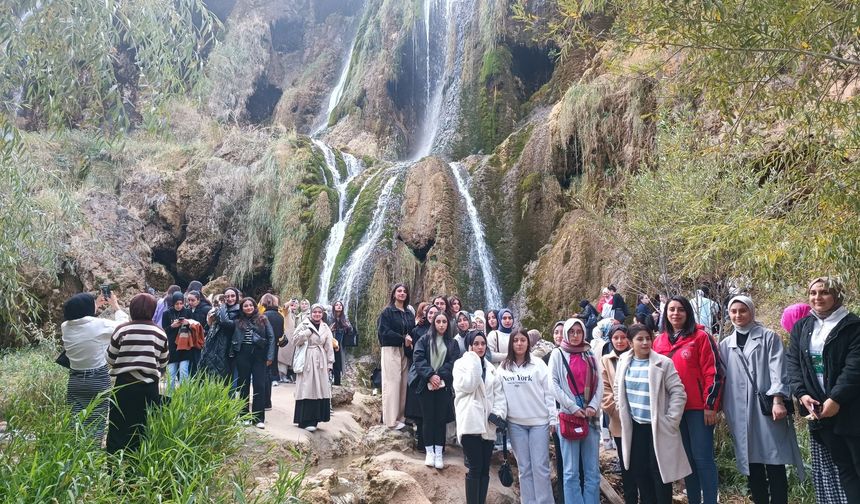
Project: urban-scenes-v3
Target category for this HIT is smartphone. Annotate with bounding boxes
[100,284,112,299]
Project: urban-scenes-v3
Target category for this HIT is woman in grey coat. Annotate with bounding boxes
[719,295,804,504]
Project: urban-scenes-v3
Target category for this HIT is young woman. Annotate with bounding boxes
[432,295,450,318]
[406,303,433,449]
[161,291,196,392]
[652,295,723,504]
[412,311,460,468]
[231,297,275,428]
[549,320,566,501]
[199,287,241,380]
[292,304,335,431]
[153,284,180,327]
[186,290,211,376]
[280,298,301,383]
[455,311,472,354]
[486,310,499,333]
[62,292,129,440]
[377,284,416,430]
[615,324,691,503]
[454,331,507,504]
[549,318,602,504]
[449,296,463,317]
[782,302,846,504]
[578,300,599,340]
[719,295,804,504]
[600,324,635,502]
[488,308,514,364]
[787,277,860,502]
[498,329,556,504]
[473,310,486,332]
[329,300,356,386]
[106,293,169,452]
[260,294,283,408]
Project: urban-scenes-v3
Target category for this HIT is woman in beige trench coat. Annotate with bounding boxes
[615,323,691,503]
[292,304,334,431]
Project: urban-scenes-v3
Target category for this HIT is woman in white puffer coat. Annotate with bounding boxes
[454,331,508,504]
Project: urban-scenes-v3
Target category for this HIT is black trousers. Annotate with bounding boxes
[552,429,565,502]
[747,463,788,504]
[418,388,451,446]
[235,344,268,423]
[333,348,343,385]
[615,436,638,504]
[629,421,673,504]
[462,434,493,479]
[106,374,161,453]
[813,428,860,502]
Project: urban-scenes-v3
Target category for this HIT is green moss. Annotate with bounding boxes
[333,149,348,179]
[330,172,385,280]
[519,172,541,194]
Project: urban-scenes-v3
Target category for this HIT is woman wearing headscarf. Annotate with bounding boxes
[600,324,635,502]
[549,318,602,504]
[377,283,415,430]
[106,293,169,452]
[293,303,335,431]
[161,291,196,392]
[454,331,507,504]
[454,311,472,354]
[61,292,129,441]
[473,310,486,332]
[412,310,460,468]
[487,308,514,365]
[260,293,283,408]
[199,287,241,380]
[719,295,804,504]
[782,302,846,503]
[787,277,860,501]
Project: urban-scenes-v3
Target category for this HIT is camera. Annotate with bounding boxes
[100,284,112,300]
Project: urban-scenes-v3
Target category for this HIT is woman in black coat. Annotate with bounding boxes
[261,293,284,409]
[200,287,241,381]
[231,296,276,428]
[186,290,211,376]
[787,276,860,501]
[329,300,356,386]
[161,291,193,393]
[406,303,435,450]
[411,310,460,468]
[377,283,416,430]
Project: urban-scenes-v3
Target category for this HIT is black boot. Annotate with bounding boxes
[465,476,480,504]
[478,475,490,504]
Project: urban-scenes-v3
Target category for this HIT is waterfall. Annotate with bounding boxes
[312,35,358,136]
[413,0,475,160]
[312,139,365,306]
[449,162,503,309]
[334,168,404,310]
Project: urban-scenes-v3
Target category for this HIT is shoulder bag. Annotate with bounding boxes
[498,428,514,487]
[558,353,590,440]
[733,346,794,417]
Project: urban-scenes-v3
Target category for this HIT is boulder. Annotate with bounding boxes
[331,385,355,407]
[364,470,431,504]
[145,262,175,291]
[359,425,414,455]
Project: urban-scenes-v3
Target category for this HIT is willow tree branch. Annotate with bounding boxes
[629,38,860,67]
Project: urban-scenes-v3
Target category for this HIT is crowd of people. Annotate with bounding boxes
[56,275,859,504]
[376,278,859,504]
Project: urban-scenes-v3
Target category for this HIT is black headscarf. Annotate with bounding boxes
[63,293,96,321]
[170,291,185,311]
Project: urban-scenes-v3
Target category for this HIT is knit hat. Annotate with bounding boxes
[780,303,811,333]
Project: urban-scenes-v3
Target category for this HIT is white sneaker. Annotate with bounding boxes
[272,381,279,387]
[434,445,444,469]
[305,426,317,432]
[393,422,406,431]
[242,420,252,426]
[256,422,265,429]
[424,447,435,467]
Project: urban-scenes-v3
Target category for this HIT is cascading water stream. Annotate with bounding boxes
[449,162,503,309]
[335,168,404,310]
[312,36,358,136]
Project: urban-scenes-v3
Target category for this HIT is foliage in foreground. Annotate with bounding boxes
[0,345,308,503]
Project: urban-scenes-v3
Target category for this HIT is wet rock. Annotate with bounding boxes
[358,425,414,455]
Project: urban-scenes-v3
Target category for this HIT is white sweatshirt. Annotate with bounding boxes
[497,358,558,426]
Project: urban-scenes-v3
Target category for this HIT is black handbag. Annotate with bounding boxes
[55,350,71,369]
[498,428,514,487]
[733,347,794,417]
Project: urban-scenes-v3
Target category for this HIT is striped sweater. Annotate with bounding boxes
[106,321,170,383]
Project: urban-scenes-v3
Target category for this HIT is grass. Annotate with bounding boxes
[0,345,309,503]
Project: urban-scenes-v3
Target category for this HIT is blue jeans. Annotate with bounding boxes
[559,422,600,504]
[166,360,190,393]
[679,410,718,504]
[509,423,554,504]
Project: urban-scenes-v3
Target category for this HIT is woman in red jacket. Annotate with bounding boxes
[652,295,723,504]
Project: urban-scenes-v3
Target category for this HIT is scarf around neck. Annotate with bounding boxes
[497,308,513,334]
[430,334,447,371]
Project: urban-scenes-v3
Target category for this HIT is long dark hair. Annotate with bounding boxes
[163,285,181,302]
[237,297,266,329]
[428,311,452,363]
[660,295,697,337]
[502,329,532,370]
[330,300,351,330]
[388,283,410,308]
[432,295,450,315]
